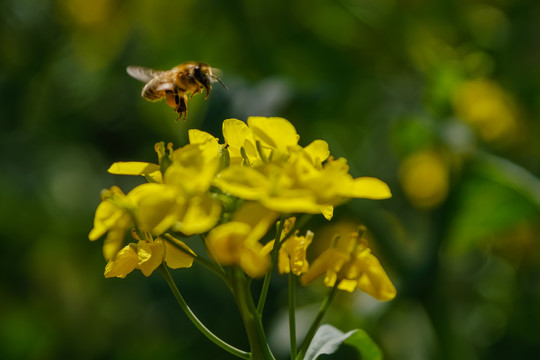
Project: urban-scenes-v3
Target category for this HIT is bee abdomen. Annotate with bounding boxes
[141,83,164,100]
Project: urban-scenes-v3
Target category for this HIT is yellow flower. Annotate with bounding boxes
[163,143,222,235]
[206,202,278,278]
[104,234,195,278]
[260,217,312,276]
[214,149,391,219]
[101,141,222,237]
[107,130,220,183]
[89,183,183,260]
[278,230,314,276]
[215,117,390,219]
[89,186,133,260]
[301,228,396,301]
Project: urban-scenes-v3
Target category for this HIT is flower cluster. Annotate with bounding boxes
[89,116,395,301]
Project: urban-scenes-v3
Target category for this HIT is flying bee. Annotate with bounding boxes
[126,61,226,120]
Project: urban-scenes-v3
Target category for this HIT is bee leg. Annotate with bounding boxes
[203,84,211,100]
[175,95,188,121]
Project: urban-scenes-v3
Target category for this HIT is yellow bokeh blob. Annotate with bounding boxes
[399,150,449,209]
[452,79,518,143]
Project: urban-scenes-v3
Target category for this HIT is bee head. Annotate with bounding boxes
[193,63,212,91]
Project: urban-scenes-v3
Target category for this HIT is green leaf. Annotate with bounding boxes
[304,324,382,360]
[344,328,383,360]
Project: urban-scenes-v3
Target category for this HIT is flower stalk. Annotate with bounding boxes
[159,265,250,359]
[229,268,276,360]
[289,272,297,360]
[296,282,339,360]
[257,217,285,315]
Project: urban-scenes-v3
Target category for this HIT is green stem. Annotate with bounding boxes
[160,265,250,359]
[257,216,286,315]
[230,268,276,360]
[296,282,339,360]
[257,214,313,316]
[289,272,297,360]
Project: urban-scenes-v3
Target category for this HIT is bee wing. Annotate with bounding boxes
[126,66,164,83]
[155,80,175,91]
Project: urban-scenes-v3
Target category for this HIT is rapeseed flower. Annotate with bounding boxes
[278,230,314,276]
[105,233,195,278]
[88,184,181,260]
[301,228,396,301]
[102,139,222,237]
[261,217,313,276]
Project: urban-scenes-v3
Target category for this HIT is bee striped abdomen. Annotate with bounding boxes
[141,79,166,100]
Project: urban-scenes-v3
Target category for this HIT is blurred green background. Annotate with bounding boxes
[1,0,540,359]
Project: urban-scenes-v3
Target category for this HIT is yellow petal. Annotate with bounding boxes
[188,129,221,162]
[108,162,160,175]
[320,205,334,221]
[278,246,291,274]
[173,195,221,235]
[188,129,217,145]
[248,117,299,152]
[222,119,261,165]
[353,254,396,301]
[146,170,163,183]
[104,244,138,278]
[163,237,195,269]
[289,230,313,276]
[261,240,275,256]
[304,140,330,165]
[214,166,269,199]
[261,192,321,214]
[232,202,278,242]
[206,222,252,264]
[281,217,296,240]
[223,118,254,149]
[128,183,180,234]
[239,244,270,278]
[102,223,128,261]
[166,144,218,194]
[337,279,357,292]
[301,249,348,285]
[136,240,164,277]
[347,177,392,199]
[89,198,128,241]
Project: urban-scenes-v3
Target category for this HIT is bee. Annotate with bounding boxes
[126,62,225,120]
